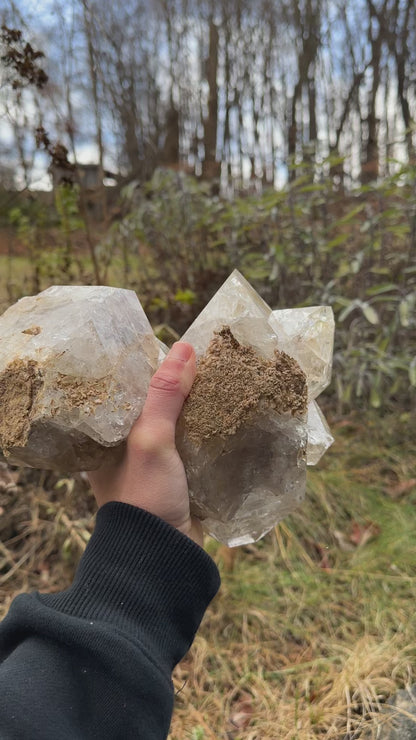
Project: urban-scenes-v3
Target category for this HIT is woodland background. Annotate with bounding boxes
[1,2,416,738]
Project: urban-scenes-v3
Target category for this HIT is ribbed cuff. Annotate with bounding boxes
[39,502,220,670]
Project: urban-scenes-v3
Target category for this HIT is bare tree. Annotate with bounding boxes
[0,21,48,187]
[385,0,415,162]
[285,0,321,176]
[80,0,107,216]
[201,17,219,179]
[3,0,416,191]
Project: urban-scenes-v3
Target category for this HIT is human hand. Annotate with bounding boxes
[88,342,203,546]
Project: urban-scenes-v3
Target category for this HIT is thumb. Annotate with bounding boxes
[137,342,196,444]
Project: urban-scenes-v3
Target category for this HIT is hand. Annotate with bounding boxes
[88,342,203,546]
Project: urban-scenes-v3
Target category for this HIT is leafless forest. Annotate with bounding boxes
[2,0,416,190]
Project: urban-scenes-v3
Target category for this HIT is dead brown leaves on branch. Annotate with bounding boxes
[0,27,75,188]
[0,26,48,90]
[1,27,73,180]
[35,127,75,183]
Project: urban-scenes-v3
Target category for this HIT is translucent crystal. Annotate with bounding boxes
[0,286,160,470]
[179,414,308,547]
[307,401,334,465]
[181,270,280,361]
[178,270,308,546]
[269,306,335,400]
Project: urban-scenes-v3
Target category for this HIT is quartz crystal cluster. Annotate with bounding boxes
[0,286,160,470]
[177,270,334,546]
[269,305,335,467]
[0,273,334,546]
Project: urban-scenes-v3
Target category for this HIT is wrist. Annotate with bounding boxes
[38,502,220,671]
[175,516,204,547]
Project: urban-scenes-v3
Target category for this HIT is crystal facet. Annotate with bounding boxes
[181,270,280,361]
[269,305,334,400]
[185,414,308,547]
[0,286,160,470]
[306,400,334,465]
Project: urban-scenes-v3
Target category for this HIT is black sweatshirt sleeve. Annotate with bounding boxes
[0,502,221,739]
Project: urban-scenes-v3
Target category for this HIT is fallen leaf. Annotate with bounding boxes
[229,692,253,730]
[305,538,332,569]
[385,478,416,499]
[349,520,380,547]
[333,529,355,552]
[318,549,331,570]
[0,464,19,492]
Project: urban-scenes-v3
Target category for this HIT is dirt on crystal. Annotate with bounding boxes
[54,374,109,410]
[181,326,308,445]
[21,326,42,336]
[0,357,110,454]
[0,359,43,450]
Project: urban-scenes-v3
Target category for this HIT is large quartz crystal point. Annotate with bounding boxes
[0,286,160,470]
[181,269,281,361]
[307,401,334,466]
[177,270,308,547]
[269,306,334,400]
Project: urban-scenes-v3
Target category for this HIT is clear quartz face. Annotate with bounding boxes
[0,286,160,470]
[306,401,334,465]
[178,271,334,546]
[269,305,334,400]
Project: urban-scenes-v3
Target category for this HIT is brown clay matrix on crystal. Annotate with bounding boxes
[182,326,307,445]
[176,324,309,546]
[0,285,161,470]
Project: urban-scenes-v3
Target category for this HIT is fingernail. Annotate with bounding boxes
[169,342,193,363]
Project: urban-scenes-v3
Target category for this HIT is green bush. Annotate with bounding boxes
[4,162,415,414]
[103,163,415,413]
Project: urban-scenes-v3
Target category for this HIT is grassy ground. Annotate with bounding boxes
[1,413,416,738]
[168,413,416,739]
[0,252,145,315]
[0,253,104,314]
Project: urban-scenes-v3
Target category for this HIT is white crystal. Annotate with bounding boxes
[181,270,280,361]
[178,270,308,546]
[181,414,307,547]
[307,401,334,465]
[0,286,160,470]
[269,305,334,400]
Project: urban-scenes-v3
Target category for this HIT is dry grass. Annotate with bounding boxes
[0,467,95,615]
[168,413,416,739]
[0,252,143,316]
[1,412,416,739]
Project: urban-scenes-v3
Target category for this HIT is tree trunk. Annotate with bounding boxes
[202,19,219,180]
[160,101,180,166]
[287,0,320,179]
[362,0,387,183]
[389,0,414,162]
[81,0,107,220]
[307,71,317,160]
